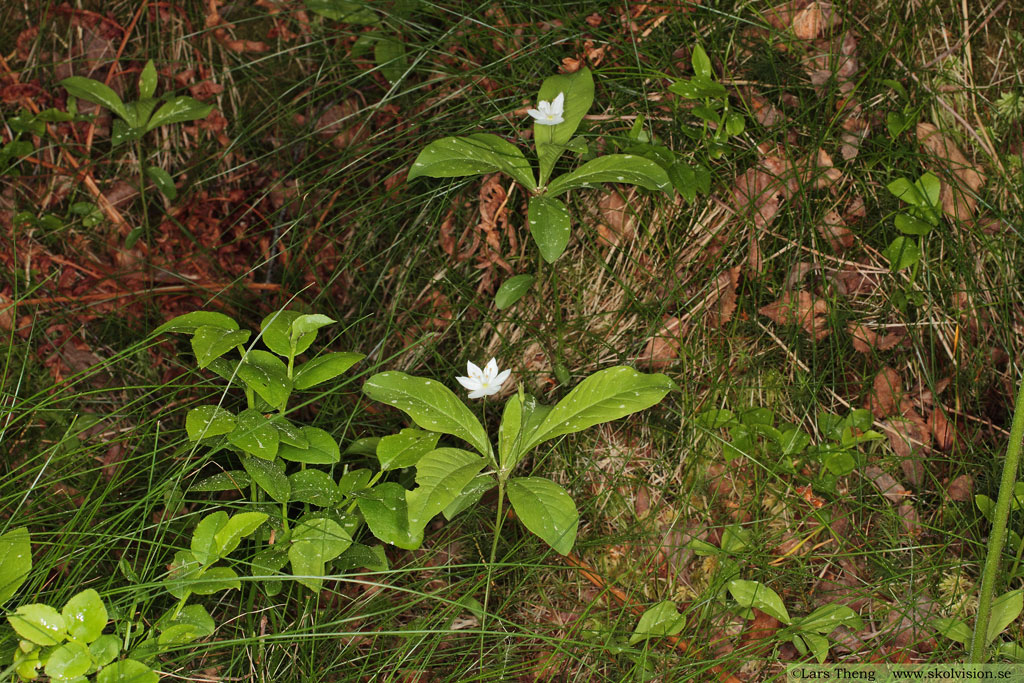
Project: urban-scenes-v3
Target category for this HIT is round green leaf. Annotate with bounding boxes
[186,405,236,441]
[289,469,341,507]
[228,409,279,460]
[144,165,177,200]
[44,640,92,680]
[882,236,921,270]
[506,477,578,555]
[236,350,292,410]
[96,658,159,683]
[375,428,440,471]
[242,456,290,503]
[630,600,685,645]
[89,634,120,667]
[8,603,66,645]
[61,589,107,643]
[191,325,249,369]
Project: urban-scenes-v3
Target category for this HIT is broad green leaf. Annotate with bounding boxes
[669,161,698,202]
[546,154,672,197]
[695,409,735,429]
[156,604,215,645]
[406,448,487,535]
[294,351,365,389]
[779,427,811,456]
[260,310,302,357]
[795,603,863,634]
[145,96,212,132]
[442,474,495,520]
[61,589,107,643]
[270,416,308,448]
[668,76,726,99]
[725,112,745,136]
[498,392,551,472]
[190,566,240,595]
[375,35,407,84]
[408,134,537,192]
[883,236,921,270]
[337,468,372,496]
[887,177,924,206]
[629,600,685,644]
[376,428,440,470]
[8,603,66,645]
[0,527,31,603]
[96,659,159,683]
[145,165,177,200]
[933,617,971,644]
[726,579,791,624]
[343,437,379,456]
[528,196,571,263]
[987,589,1023,645]
[237,350,292,410]
[89,634,120,667]
[228,409,279,460]
[802,632,831,664]
[358,482,415,548]
[59,76,129,121]
[289,469,340,506]
[290,314,335,354]
[535,67,594,186]
[154,311,237,336]
[304,0,378,23]
[822,449,857,476]
[278,426,340,464]
[191,470,250,493]
[214,512,268,557]
[334,543,389,572]
[126,98,158,130]
[190,511,229,566]
[139,60,157,100]
[289,518,353,590]
[740,407,773,425]
[523,366,675,452]
[165,549,201,600]
[720,525,752,555]
[242,456,290,503]
[191,326,249,368]
[916,172,941,208]
[507,477,578,554]
[691,44,712,79]
[44,640,92,680]
[895,213,933,235]
[363,371,490,456]
[494,274,535,310]
[185,405,236,441]
[975,494,995,523]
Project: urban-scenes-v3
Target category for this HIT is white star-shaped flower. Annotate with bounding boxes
[527,92,565,126]
[456,358,511,399]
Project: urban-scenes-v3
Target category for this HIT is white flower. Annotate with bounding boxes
[456,358,511,399]
[527,92,565,126]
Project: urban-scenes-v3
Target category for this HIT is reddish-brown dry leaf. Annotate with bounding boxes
[917,122,985,222]
[866,366,902,418]
[792,2,839,39]
[639,316,688,370]
[882,414,929,486]
[864,466,910,504]
[848,323,907,353]
[758,290,830,339]
[206,0,270,52]
[595,189,636,247]
[929,408,955,451]
[706,266,741,328]
[317,99,369,149]
[834,261,880,296]
[818,209,854,252]
[947,474,973,502]
[740,609,782,657]
[898,503,922,536]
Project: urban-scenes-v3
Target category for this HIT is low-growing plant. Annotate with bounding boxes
[882,170,941,275]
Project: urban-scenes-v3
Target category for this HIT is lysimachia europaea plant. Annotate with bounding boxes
[157,310,376,594]
[1,527,162,683]
[357,364,676,555]
[407,67,673,304]
[882,170,941,275]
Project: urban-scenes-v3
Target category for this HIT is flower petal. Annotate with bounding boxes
[456,375,479,390]
[493,369,511,387]
[466,361,482,379]
[484,358,499,378]
[551,91,564,114]
[467,388,486,399]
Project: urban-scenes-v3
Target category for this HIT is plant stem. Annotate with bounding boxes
[479,477,507,667]
[545,259,570,386]
[970,370,1024,662]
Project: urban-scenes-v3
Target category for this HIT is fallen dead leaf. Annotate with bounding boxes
[898,503,921,536]
[917,122,985,222]
[929,408,955,451]
[792,2,839,40]
[594,188,637,247]
[865,465,907,503]
[639,316,688,370]
[947,474,973,502]
[866,366,902,418]
[758,290,830,340]
[848,323,907,353]
[818,209,854,252]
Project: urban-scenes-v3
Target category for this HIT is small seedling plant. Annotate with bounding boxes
[408,67,672,303]
[0,528,161,683]
[59,60,212,245]
[158,309,373,594]
[882,170,941,274]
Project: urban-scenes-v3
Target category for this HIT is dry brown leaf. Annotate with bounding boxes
[898,503,922,536]
[792,2,838,40]
[206,0,270,53]
[595,189,637,247]
[864,465,910,504]
[317,99,369,149]
[639,316,688,370]
[707,266,742,328]
[758,290,830,339]
[866,366,902,418]
[947,474,973,502]
[882,415,930,486]
[833,262,880,296]
[929,408,955,451]
[917,122,985,222]
[818,209,854,251]
[848,323,907,353]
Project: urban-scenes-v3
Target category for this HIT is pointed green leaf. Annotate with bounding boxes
[882,236,921,271]
[357,482,414,548]
[934,617,971,644]
[408,134,536,191]
[546,154,671,197]
[242,456,290,503]
[535,68,594,186]
[277,426,340,464]
[289,469,341,506]
[0,527,31,604]
[290,314,335,354]
[269,416,308,448]
[96,659,159,683]
[726,579,791,624]
[363,371,490,456]
[61,589,107,643]
[691,44,712,79]
[185,405,236,441]
[289,517,352,591]
[156,604,215,646]
[190,511,228,566]
[260,310,302,357]
[8,603,66,645]
[528,196,571,263]
[630,600,685,644]
[375,35,407,84]
[191,470,250,493]
[304,0,379,23]
[406,448,487,536]
[294,351,365,389]
[139,60,157,100]
[145,96,212,132]
[498,393,551,472]
[494,274,536,310]
[191,326,249,368]
[804,632,831,663]
[895,213,933,235]
[237,350,292,410]
[987,589,1023,645]
[506,477,578,554]
[59,76,129,121]
[145,165,176,200]
[795,603,863,634]
[442,474,495,520]
[523,366,674,452]
[228,409,279,460]
[190,566,241,595]
[376,428,441,471]
[214,512,268,558]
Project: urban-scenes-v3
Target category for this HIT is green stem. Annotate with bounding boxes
[969,370,1024,662]
[545,260,570,386]
[480,477,507,664]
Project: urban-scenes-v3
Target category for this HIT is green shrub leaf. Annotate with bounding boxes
[191,326,250,368]
[294,351,364,389]
[546,154,671,196]
[630,600,685,644]
[61,589,107,643]
[186,405,236,441]
[527,196,571,263]
[145,96,212,132]
[506,477,578,554]
[8,603,66,645]
[535,67,594,186]
[408,133,537,191]
[494,274,535,310]
[228,409,279,460]
[277,427,340,464]
[60,76,129,121]
[376,428,440,471]
[242,456,290,503]
[0,527,32,604]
